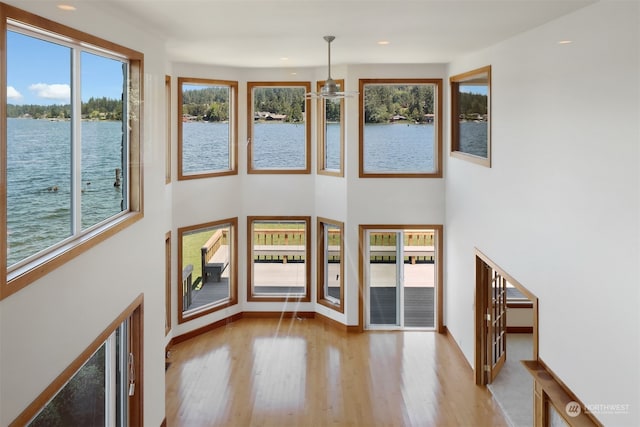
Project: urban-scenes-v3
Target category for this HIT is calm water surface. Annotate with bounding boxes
[7,118,124,266]
[8,119,440,265]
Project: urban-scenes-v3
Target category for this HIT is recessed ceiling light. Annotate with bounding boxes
[290,72,297,76]
[280,57,289,61]
[57,4,76,11]
[558,40,573,45]
[377,40,390,45]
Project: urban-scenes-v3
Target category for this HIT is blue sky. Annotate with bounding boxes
[7,30,124,105]
[460,85,488,96]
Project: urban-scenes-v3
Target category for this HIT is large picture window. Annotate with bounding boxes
[359,79,442,178]
[247,82,311,174]
[317,80,344,176]
[178,218,238,323]
[248,216,311,301]
[1,5,143,299]
[178,77,238,179]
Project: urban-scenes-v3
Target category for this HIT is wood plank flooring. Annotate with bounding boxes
[165,318,508,427]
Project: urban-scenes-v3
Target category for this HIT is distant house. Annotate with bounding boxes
[391,114,407,122]
[424,113,434,123]
[255,111,287,121]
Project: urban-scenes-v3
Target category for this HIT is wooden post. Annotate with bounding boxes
[114,168,121,187]
[283,233,288,264]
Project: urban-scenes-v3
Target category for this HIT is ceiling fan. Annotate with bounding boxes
[306,35,358,100]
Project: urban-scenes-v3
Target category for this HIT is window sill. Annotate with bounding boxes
[2,211,143,300]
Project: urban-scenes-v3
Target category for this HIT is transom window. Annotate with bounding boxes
[359,79,442,178]
[1,6,143,299]
[248,216,311,301]
[178,218,238,323]
[178,77,238,179]
[247,82,311,174]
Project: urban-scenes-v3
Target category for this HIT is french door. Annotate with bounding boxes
[364,229,436,330]
[475,255,507,385]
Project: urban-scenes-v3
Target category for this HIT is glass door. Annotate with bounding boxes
[365,229,436,330]
[366,230,402,328]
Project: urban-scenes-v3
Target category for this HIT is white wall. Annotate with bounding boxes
[0,1,171,425]
[445,1,640,425]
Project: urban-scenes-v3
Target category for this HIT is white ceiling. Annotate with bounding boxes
[60,0,597,68]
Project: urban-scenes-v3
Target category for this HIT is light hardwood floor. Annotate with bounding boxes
[165,317,508,427]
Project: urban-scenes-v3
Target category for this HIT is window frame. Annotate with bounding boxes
[177,77,238,180]
[317,217,344,313]
[247,81,311,174]
[177,217,238,323]
[165,231,172,335]
[358,78,443,178]
[11,294,144,426]
[247,216,311,302]
[450,65,491,167]
[0,3,144,300]
[165,75,172,183]
[316,79,345,177]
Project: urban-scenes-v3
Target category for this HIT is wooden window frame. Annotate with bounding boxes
[165,231,172,335]
[0,3,144,301]
[450,65,491,167]
[316,79,344,177]
[10,294,144,426]
[177,77,238,180]
[359,78,443,178]
[317,217,344,312]
[165,75,172,183]
[247,216,311,302]
[247,81,311,174]
[177,218,238,324]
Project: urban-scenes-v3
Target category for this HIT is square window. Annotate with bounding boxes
[359,79,442,178]
[248,217,311,301]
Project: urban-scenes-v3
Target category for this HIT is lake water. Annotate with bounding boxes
[363,123,435,172]
[182,121,436,173]
[458,121,488,158]
[7,118,124,266]
[8,119,438,265]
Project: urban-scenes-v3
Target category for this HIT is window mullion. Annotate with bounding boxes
[106,332,117,427]
[71,48,82,234]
